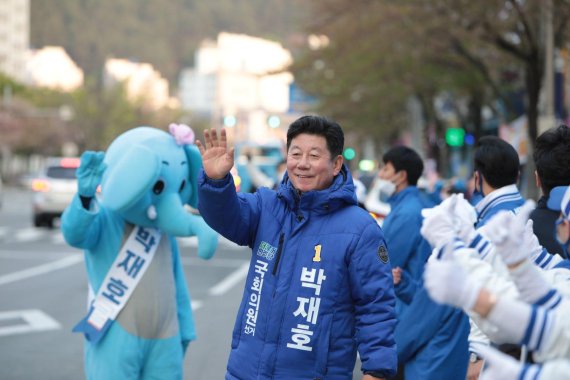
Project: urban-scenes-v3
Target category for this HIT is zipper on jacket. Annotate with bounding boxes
[272,232,285,275]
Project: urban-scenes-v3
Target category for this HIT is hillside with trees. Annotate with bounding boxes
[30,0,308,85]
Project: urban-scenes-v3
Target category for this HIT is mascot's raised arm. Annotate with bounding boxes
[61,123,218,380]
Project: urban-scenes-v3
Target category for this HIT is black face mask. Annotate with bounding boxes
[473,172,484,197]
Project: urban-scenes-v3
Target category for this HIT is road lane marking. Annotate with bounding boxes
[14,228,47,242]
[191,300,203,311]
[0,309,61,337]
[0,255,83,286]
[0,250,77,259]
[51,232,65,244]
[209,262,249,296]
[0,227,8,239]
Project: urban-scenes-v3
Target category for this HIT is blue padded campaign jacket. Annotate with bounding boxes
[382,186,432,283]
[198,165,397,380]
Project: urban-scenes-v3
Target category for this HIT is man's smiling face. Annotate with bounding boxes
[286,133,342,193]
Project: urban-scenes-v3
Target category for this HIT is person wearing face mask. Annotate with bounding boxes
[472,136,525,228]
[377,147,467,380]
[378,146,432,284]
[529,126,570,259]
[547,186,570,258]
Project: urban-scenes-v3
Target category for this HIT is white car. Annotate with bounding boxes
[31,157,79,228]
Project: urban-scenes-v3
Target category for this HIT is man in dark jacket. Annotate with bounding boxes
[196,115,397,380]
[530,125,570,259]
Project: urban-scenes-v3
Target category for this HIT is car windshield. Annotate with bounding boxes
[46,166,77,179]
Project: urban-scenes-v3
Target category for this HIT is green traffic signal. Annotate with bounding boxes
[445,128,465,147]
[343,147,356,160]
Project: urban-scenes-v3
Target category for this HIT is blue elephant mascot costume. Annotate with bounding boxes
[61,124,218,380]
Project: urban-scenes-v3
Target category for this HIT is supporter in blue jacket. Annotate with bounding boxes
[196,115,397,380]
[472,136,525,227]
[392,268,470,379]
[378,147,432,284]
[379,146,468,379]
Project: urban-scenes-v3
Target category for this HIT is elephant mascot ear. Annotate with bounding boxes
[184,144,203,209]
[103,145,161,212]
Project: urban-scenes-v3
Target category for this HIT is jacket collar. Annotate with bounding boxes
[388,186,420,206]
[475,184,521,215]
[277,164,357,214]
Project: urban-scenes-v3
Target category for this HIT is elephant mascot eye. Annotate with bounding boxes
[179,179,186,193]
[153,180,165,194]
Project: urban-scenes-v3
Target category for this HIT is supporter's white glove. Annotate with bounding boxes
[423,259,482,310]
[421,196,458,249]
[523,220,544,262]
[478,345,521,380]
[449,193,478,243]
[482,200,536,266]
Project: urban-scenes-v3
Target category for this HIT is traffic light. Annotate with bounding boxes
[267,115,281,128]
[343,147,356,160]
[223,115,237,128]
[445,128,465,147]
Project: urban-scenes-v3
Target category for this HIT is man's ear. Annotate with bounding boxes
[333,155,343,175]
[399,170,409,186]
[534,170,542,190]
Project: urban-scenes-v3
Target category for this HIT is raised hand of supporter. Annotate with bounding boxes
[195,128,235,180]
[423,259,482,310]
[483,200,536,266]
[450,193,478,243]
[477,345,521,380]
[77,151,106,198]
[420,195,458,249]
[523,219,544,262]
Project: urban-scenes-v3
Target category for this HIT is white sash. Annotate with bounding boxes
[73,226,161,342]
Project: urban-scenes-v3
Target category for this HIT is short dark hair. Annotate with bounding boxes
[382,146,424,186]
[286,115,344,158]
[533,125,570,194]
[474,136,519,189]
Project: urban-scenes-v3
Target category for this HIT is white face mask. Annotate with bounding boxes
[377,178,397,200]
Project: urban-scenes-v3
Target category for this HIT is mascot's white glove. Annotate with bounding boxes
[421,195,459,249]
[424,259,482,310]
[478,345,522,380]
[77,151,106,198]
[481,200,536,266]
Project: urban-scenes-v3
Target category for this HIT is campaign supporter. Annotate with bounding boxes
[424,258,570,363]
[196,116,397,380]
[423,189,570,364]
[377,147,468,379]
[378,146,432,283]
[548,186,570,259]
[472,136,525,227]
[530,126,570,259]
[391,267,469,379]
[420,194,570,373]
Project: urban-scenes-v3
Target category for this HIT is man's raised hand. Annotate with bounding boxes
[195,128,235,180]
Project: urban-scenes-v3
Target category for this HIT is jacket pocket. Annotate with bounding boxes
[231,299,247,349]
[314,313,333,377]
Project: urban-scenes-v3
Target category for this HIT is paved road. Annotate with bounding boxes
[0,186,363,379]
